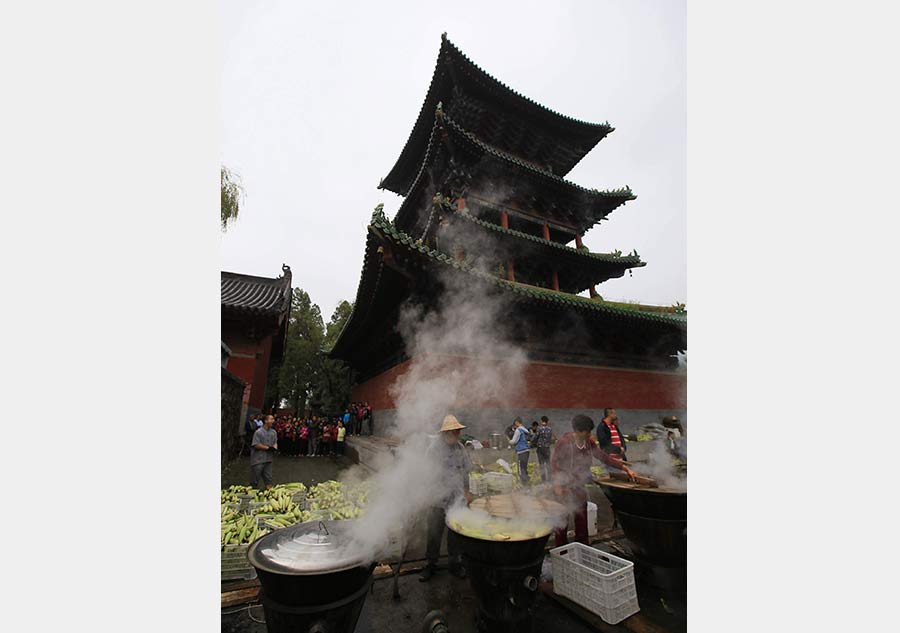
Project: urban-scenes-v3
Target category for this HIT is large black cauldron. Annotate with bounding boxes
[449,525,552,633]
[247,520,375,633]
[597,479,687,585]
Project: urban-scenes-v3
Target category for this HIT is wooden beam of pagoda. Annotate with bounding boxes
[552,269,560,291]
[376,243,415,281]
[467,193,578,236]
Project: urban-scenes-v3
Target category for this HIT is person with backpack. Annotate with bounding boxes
[534,416,556,483]
[507,417,533,486]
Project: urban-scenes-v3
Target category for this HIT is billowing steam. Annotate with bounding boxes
[339,269,530,560]
[637,439,687,492]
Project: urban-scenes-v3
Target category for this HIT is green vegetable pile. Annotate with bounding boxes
[220,480,372,547]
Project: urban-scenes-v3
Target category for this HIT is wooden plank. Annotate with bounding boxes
[221,587,260,609]
[221,578,260,592]
[371,560,428,580]
[540,581,668,633]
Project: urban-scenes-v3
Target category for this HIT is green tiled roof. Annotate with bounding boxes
[448,203,645,268]
[395,110,634,233]
[380,34,614,195]
[370,209,685,329]
[442,114,635,202]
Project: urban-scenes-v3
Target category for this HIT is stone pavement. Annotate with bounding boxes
[221,451,356,489]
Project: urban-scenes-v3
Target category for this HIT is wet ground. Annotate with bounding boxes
[221,452,355,489]
[222,555,686,633]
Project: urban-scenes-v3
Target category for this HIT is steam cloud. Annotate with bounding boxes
[340,269,530,560]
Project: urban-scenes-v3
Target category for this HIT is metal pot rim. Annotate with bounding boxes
[247,519,371,576]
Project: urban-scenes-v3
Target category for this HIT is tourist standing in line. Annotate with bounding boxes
[298,419,309,457]
[343,407,352,436]
[364,402,373,436]
[331,418,340,453]
[349,404,358,436]
[307,417,319,457]
[336,421,346,455]
[321,419,331,455]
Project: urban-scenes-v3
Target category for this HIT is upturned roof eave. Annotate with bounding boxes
[380,34,614,195]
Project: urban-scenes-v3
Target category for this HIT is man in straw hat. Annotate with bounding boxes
[420,414,474,582]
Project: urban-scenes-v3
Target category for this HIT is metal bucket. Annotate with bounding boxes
[490,433,503,450]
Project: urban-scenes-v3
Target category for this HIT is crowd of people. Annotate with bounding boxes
[245,401,373,460]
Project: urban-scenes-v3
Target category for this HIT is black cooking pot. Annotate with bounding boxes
[247,519,375,606]
[615,509,687,567]
[449,527,552,567]
[597,480,686,520]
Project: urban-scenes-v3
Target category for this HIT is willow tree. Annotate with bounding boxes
[221,166,244,230]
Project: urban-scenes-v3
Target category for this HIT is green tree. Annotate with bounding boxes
[316,301,355,412]
[324,300,354,352]
[221,166,244,231]
[275,291,355,415]
[277,288,325,414]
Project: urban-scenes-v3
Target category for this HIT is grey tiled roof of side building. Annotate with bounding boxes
[221,266,292,316]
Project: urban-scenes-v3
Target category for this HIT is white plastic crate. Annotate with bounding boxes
[484,472,513,493]
[549,543,639,624]
[468,474,489,495]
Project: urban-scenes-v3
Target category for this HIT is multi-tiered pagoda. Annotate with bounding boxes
[332,35,686,435]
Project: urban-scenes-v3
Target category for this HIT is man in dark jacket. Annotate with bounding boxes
[596,408,627,465]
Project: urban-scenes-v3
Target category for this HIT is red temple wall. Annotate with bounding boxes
[351,357,686,411]
[222,328,275,411]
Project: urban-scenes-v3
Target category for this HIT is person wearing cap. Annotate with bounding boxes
[551,414,636,547]
[420,414,474,582]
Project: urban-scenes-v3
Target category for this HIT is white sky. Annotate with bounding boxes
[221,0,685,320]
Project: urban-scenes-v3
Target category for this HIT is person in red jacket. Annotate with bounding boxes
[551,414,637,547]
[331,418,341,452]
[321,421,333,456]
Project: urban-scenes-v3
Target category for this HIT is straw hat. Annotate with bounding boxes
[439,414,466,432]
